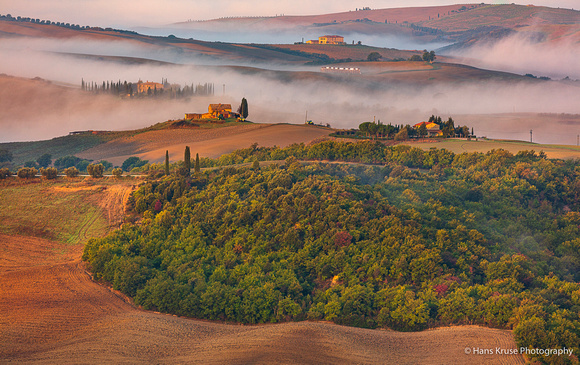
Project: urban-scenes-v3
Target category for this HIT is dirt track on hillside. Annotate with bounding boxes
[0,182,525,364]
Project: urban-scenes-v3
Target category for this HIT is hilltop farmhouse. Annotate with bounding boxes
[136,80,164,94]
[186,103,240,120]
[413,121,443,137]
[306,35,345,45]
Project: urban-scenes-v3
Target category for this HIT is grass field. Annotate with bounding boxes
[401,138,580,160]
[0,178,132,244]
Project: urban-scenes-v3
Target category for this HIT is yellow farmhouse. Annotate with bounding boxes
[306,35,345,45]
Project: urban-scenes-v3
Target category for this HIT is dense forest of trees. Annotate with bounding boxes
[84,141,580,364]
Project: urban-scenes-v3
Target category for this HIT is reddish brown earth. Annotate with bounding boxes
[77,123,333,165]
[0,248,525,364]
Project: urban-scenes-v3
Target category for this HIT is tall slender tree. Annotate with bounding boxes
[184,146,191,176]
[165,150,170,175]
[195,153,200,173]
[238,97,249,119]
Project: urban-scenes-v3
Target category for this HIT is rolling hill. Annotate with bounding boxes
[2,3,579,65]
[0,168,526,364]
[0,17,416,65]
[171,4,580,48]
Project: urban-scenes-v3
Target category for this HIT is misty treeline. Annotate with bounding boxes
[0,13,138,35]
[81,79,215,99]
[352,115,470,140]
[84,140,580,364]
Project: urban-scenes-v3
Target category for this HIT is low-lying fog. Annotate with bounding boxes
[444,33,580,80]
[1,37,579,145]
[133,26,449,51]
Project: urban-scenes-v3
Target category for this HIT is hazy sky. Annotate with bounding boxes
[3,0,578,28]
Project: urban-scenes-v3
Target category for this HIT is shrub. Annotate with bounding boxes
[17,167,37,178]
[176,167,190,177]
[112,168,123,178]
[367,52,382,61]
[97,160,113,171]
[36,153,52,168]
[40,167,58,179]
[87,163,104,178]
[0,168,11,179]
[394,128,409,141]
[54,155,81,169]
[122,157,148,172]
[65,166,79,178]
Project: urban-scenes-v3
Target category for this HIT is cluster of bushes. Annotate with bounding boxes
[0,153,148,179]
[5,163,113,180]
[87,163,104,178]
[40,167,58,179]
[198,140,458,170]
[17,167,37,179]
[0,167,12,179]
[23,153,52,169]
[84,141,580,364]
[121,157,148,172]
[65,167,79,178]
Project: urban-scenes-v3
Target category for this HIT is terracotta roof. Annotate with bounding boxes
[414,122,439,130]
[209,103,232,111]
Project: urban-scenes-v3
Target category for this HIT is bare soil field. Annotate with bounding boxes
[77,123,333,165]
[0,244,524,364]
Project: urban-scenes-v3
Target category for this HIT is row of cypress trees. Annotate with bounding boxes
[165,146,200,176]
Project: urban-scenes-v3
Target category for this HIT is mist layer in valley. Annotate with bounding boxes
[442,32,580,80]
[1,33,580,145]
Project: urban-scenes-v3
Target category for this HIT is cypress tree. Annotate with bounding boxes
[195,153,200,173]
[184,146,191,175]
[238,97,249,119]
[165,150,170,175]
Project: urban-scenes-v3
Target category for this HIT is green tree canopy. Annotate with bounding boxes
[422,50,436,63]
[36,153,52,168]
[0,149,12,163]
[122,156,148,172]
[367,52,382,62]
